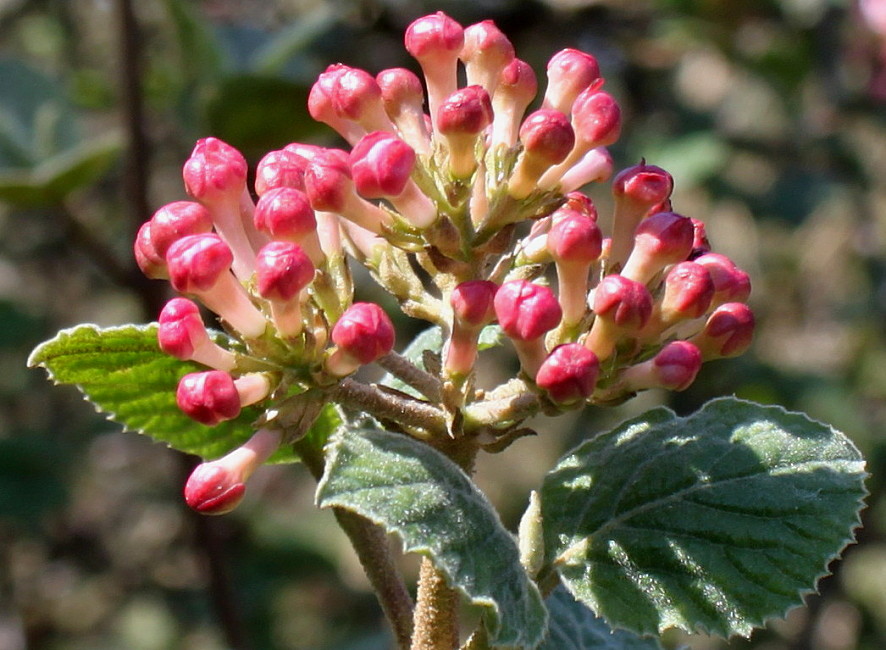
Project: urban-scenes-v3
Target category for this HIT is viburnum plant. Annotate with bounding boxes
[29,12,867,650]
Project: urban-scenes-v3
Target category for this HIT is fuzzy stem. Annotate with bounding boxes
[333,378,447,436]
[293,437,415,650]
[377,351,444,402]
[411,556,459,650]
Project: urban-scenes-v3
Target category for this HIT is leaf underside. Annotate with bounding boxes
[27,323,323,462]
[317,427,547,648]
[542,397,867,638]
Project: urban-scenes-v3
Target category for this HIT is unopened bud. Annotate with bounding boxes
[134,221,168,279]
[645,261,715,335]
[176,370,270,426]
[609,162,674,268]
[491,58,538,147]
[377,67,431,154]
[308,64,366,144]
[444,280,498,376]
[149,201,213,258]
[332,66,395,134]
[158,298,237,371]
[584,274,653,360]
[494,280,562,377]
[547,211,603,326]
[255,241,315,338]
[326,302,396,377]
[460,20,515,94]
[254,148,310,195]
[693,253,751,307]
[436,85,493,178]
[184,428,281,514]
[557,146,614,193]
[304,154,393,235]
[535,343,600,404]
[165,234,267,339]
[508,109,575,199]
[542,49,601,115]
[621,340,703,392]
[253,187,323,264]
[405,12,464,121]
[690,302,755,359]
[621,211,694,284]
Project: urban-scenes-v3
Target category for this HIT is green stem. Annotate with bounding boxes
[293,437,415,650]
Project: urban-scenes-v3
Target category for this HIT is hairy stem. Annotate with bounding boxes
[293,437,415,649]
[333,378,447,436]
[411,556,459,650]
[377,351,444,402]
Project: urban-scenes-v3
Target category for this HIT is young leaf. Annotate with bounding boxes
[541,397,867,638]
[541,587,662,650]
[317,427,547,648]
[27,323,309,463]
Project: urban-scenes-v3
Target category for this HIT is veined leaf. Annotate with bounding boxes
[540,587,662,650]
[542,397,866,638]
[27,323,322,463]
[317,427,547,648]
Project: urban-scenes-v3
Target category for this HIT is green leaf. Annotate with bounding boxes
[542,397,867,638]
[317,427,547,648]
[540,587,662,650]
[27,323,305,463]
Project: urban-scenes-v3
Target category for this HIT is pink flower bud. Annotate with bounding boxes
[621,340,703,392]
[183,137,247,203]
[535,343,600,404]
[166,233,233,294]
[494,280,562,377]
[585,274,653,360]
[436,85,493,178]
[166,234,267,339]
[621,211,695,284]
[460,20,515,94]
[254,148,310,195]
[255,241,314,339]
[547,211,603,326]
[176,370,241,425]
[304,155,392,234]
[691,302,755,359]
[331,66,395,134]
[542,49,601,115]
[309,64,366,144]
[445,280,498,376]
[149,201,213,258]
[451,280,498,327]
[182,138,260,281]
[376,67,431,154]
[255,241,314,302]
[326,302,396,376]
[184,428,281,515]
[350,131,416,198]
[134,221,168,279]
[404,12,464,121]
[252,188,322,263]
[491,58,538,147]
[158,297,237,371]
[609,162,674,268]
[653,261,715,328]
[508,109,575,199]
[693,253,751,308]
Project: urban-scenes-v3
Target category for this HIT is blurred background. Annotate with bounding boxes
[0,0,884,648]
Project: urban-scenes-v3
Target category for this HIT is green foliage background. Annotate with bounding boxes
[1,0,884,648]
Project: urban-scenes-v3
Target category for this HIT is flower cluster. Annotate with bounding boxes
[135,12,754,513]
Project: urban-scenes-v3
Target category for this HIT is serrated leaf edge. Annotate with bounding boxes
[551,396,868,639]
